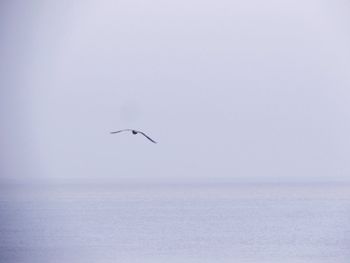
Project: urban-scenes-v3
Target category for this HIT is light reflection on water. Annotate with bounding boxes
[1,182,350,263]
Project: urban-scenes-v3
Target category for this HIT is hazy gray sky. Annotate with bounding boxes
[2,0,350,182]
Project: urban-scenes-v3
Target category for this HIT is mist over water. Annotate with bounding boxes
[2,1,350,262]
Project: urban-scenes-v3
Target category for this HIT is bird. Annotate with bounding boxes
[110,129,157,143]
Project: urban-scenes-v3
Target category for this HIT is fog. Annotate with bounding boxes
[2,0,350,183]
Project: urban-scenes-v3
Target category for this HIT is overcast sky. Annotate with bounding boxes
[2,0,350,183]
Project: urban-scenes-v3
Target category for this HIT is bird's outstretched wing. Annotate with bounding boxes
[110,129,132,134]
[138,131,157,143]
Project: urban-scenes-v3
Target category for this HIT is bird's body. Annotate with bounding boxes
[110,129,157,143]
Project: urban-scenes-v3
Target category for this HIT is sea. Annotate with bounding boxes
[0,182,349,263]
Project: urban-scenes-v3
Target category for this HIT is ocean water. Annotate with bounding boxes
[0,182,349,263]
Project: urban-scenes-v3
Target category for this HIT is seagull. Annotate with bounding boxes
[110,129,157,144]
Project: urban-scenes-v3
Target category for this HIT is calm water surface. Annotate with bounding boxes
[1,182,350,263]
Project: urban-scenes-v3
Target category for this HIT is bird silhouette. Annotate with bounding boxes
[110,129,157,143]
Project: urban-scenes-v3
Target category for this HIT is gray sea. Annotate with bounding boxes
[1,182,350,263]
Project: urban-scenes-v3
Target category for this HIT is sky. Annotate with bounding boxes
[1,0,350,183]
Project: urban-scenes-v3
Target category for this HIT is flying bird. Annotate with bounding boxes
[110,129,157,144]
